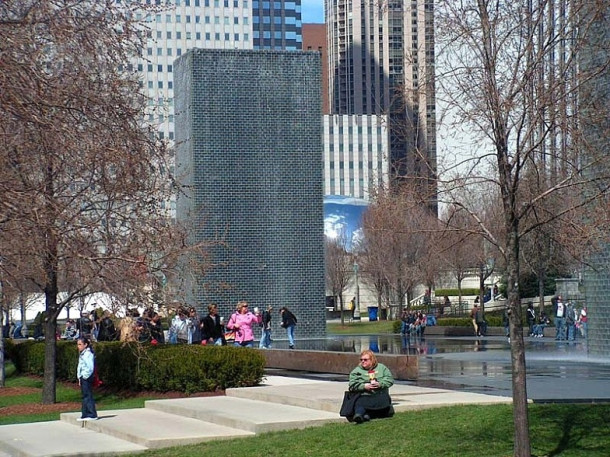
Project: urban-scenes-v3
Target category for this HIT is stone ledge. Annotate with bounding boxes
[261,349,418,381]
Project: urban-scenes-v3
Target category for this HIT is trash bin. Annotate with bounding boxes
[367,306,378,321]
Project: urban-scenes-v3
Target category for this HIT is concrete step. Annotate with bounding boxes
[226,380,345,413]
[0,421,147,457]
[229,377,512,414]
[59,409,254,449]
[144,395,343,433]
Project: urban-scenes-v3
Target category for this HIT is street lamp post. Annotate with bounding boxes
[353,263,361,321]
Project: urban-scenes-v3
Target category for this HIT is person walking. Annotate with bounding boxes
[470,304,479,336]
[76,337,98,421]
[279,306,298,349]
[259,305,273,349]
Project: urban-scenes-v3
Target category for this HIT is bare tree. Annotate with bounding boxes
[0,0,209,403]
[441,205,481,309]
[324,237,353,326]
[436,1,610,455]
[361,187,434,313]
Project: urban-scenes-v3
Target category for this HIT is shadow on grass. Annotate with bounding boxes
[532,404,610,456]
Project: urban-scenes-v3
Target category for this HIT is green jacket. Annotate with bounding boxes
[348,362,394,395]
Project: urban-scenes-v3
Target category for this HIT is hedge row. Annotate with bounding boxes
[5,340,265,394]
[434,288,481,297]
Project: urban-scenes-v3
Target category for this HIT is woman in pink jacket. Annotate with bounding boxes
[226,301,261,347]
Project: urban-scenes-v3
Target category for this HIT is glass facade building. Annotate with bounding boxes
[252,0,302,50]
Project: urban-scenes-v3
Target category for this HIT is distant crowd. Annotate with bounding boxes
[6,301,299,349]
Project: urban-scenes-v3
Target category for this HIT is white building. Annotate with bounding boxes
[323,114,389,200]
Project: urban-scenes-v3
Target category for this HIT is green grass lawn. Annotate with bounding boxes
[327,320,395,335]
[117,403,610,457]
[0,364,164,426]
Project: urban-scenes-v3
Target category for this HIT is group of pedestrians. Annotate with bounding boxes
[552,295,587,341]
[501,297,588,342]
[399,309,427,338]
[165,301,298,349]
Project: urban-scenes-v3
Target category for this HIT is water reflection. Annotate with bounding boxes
[271,335,610,399]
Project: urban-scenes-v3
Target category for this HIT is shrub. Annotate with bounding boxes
[7,341,265,394]
[434,288,480,297]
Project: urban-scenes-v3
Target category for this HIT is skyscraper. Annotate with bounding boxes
[325,0,437,206]
[252,0,302,50]
[131,0,303,215]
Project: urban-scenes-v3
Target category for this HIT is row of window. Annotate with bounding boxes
[328,161,385,170]
[140,0,246,8]
[253,31,298,39]
[252,16,299,24]
[328,144,384,152]
[252,1,298,10]
[146,31,251,55]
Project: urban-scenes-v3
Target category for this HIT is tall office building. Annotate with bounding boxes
[252,0,302,50]
[131,0,303,216]
[303,23,329,113]
[323,115,389,199]
[174,49,325,338]
[325,0,437,206]
[135,0,253,143]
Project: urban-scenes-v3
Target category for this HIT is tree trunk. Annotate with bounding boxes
[0,310,4,387]
[538,273,546,314]
[339,294,345,326]
[42,243,60,404]
[457,278,462,314]
[42,317,58,404]
[507,233,531,456]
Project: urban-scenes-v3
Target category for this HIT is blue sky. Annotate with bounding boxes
[302,0,324,23]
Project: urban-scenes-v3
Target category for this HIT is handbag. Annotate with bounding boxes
[224,330,236,342]
[339,391,360,417]
[92,367,103,388]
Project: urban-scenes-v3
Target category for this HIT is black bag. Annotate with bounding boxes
[339,391,360,417]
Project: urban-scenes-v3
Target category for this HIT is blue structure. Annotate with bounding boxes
[323,195,369,252]
[252,0,302,50]
[174,49,325,339]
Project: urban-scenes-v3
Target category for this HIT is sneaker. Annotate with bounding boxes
[76,417,86,422]
[83,417,99,421]
[289,344,295,349]
[353,414,364,424]
[363,414,371,422]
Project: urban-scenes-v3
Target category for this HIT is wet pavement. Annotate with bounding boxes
[274,335,610,402]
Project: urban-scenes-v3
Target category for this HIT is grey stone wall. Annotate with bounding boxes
[174,49,325,340]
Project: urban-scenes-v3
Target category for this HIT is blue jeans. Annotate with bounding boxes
[555,317,565,340]
[567,323,575,341]
[259,329,272,348]
[80,375,98,419]
[234,340,253,348]
[286,325,296,347]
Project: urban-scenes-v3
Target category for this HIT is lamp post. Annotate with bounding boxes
[353,262,361,321]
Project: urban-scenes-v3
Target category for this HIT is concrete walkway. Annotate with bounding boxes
[0,375,510,457]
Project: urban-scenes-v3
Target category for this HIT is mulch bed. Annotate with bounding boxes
[0,381,224,417]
